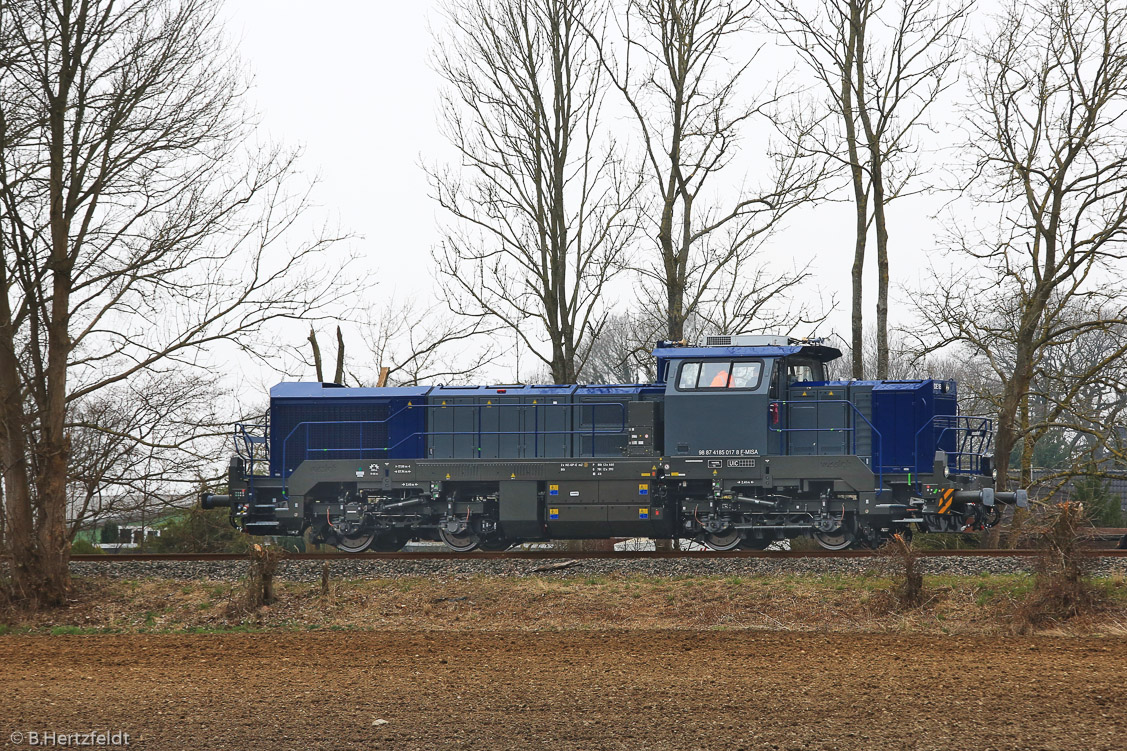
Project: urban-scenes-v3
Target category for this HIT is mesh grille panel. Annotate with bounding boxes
[270,401,391,474]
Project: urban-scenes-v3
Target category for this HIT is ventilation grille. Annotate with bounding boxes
[703,334,795,347]
[270,401,391,474]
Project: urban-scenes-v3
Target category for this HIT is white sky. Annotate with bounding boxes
[226,1,443,278]
[223,0,960,383]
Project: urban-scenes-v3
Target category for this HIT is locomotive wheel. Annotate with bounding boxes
[370,532,407,552]
[738,536,772,550]
[812,527,854,551]
[438,529,481,552]
[334,531,376,553]
[703,529,743,551]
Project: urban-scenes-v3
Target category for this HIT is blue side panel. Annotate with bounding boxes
[268,383,430,476]
[426,384,580,459]
[573,384,661,457]
[422,383,661,459]
[871,380,956,474]
[267,380,668,470]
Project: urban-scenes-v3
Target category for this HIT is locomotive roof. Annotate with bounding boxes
[651,344,842,362]
[269,383,432,399]
[268,382,667,399]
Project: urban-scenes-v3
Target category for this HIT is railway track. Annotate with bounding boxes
[49,548,1127,562]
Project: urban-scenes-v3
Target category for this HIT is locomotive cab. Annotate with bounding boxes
[657,338,839,458]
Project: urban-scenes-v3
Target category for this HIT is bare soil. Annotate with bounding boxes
[2,630,1125,750]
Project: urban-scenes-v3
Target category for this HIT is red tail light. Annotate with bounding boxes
[769,402,780,425]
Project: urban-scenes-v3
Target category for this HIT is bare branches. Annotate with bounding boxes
[353,298,499,387]
[428,0,639,383]
[592,0,825,341]
[766,0,970,377]
[914,0,1127,491]
[308,327,325,382]
[0,0,350,603]
[64,371,231,540]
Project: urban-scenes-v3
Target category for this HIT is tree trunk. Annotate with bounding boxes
[843,1,868,380]
[660,162,682,341]
[0,347,39,600]
[850,212,867,379]
[994,341,1036,491]
[308,328,324,381]
[32,48,78,606]
[853,1,894,379]
[36,453,71,605]
[0,480,6,555]
[1019,397,1035,488]
[0,260,38,598]
[872,180,890,378]
[0,473,37,602]
[333,326,346,385]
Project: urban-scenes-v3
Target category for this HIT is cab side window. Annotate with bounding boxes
[788,364,814,383]
[700,361,730,388]
[730,362,762,388]
[676,360,763,390]
[786,361,822,383]
[678,362,701,390]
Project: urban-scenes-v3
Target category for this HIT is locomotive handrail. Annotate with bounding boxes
[913,414,993,477]
[234,419,269,492]
[768,399,885,495]
[278,401,629,495]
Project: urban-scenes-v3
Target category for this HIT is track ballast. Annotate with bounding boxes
[57,549,1127,562]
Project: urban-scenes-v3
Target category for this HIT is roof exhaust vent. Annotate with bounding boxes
[704,334,795,347]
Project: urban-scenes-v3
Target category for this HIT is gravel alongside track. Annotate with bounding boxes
[68,554,1127,581]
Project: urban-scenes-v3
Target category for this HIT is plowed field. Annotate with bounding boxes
[2,631,1124,750]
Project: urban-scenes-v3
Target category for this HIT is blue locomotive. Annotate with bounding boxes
[202,335,1027,551]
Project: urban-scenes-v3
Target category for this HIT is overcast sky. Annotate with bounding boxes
[224,0,961,382]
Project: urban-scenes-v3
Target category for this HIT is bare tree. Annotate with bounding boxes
[767,0,969,377]
[287,299,498,388]
[306,326,347,384]
[925,302,1127,493]
[428,0,639,384]
[913,0,1127,490]
[586,1,823,342]
[354,299,498,387]
[581,310,664,383]
[584,290,832,386]
[1025,320,1127,491]
[839,325,927,380]
[688,252,829,336]
[65,373,223,536]
[0,0,348,605]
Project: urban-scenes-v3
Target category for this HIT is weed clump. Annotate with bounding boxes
[228,544,282,617]
[879,533,925,610]
[320,562,332,601]
[1015,501,1101,632]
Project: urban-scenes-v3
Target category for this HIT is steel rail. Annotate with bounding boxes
[41,549,1127,562]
